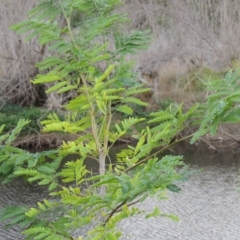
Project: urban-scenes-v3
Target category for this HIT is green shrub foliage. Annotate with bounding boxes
[0,0,202,239]
[191,69,240,142]
[0,104,44,134]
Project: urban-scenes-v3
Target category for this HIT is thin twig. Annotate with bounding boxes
[103,199,127,226]
[125,133,195,173]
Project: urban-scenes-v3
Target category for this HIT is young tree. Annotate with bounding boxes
[0,1,200,239]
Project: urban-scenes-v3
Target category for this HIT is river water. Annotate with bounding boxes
[1,146,240,240]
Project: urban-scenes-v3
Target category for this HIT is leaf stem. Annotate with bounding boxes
[103,199,127,226]
[58,0,78,49]
[80,74,101,153]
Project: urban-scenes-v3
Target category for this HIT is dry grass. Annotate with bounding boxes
[1,0,240,107]
[124,0,240,67]
[2,0,240,147]
[0,0,46,106]
[122,0,240,103]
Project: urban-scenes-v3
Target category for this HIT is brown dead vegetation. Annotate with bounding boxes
[2,0,240,147]
[2,0,240,107]
[122,0,240,103]
[12,132,77,149]
[0,0,47,106]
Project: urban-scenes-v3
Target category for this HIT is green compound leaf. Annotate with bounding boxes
[116,105,133,115]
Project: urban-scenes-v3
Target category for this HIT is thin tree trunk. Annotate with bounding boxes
[99,151,106,197]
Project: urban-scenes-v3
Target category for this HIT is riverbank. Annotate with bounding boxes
[2,0,240,151]
[2,101,240,152]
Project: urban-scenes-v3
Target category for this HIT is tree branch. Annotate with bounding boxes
[125,133,194,173]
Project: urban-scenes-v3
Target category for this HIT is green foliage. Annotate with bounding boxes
[0,119,60,184]
[149,103,198,140]
[0,104,47,135]
[0,0,202,239]
[191,68,240,142]
[186,67,226,92]
[11,0,150,90]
